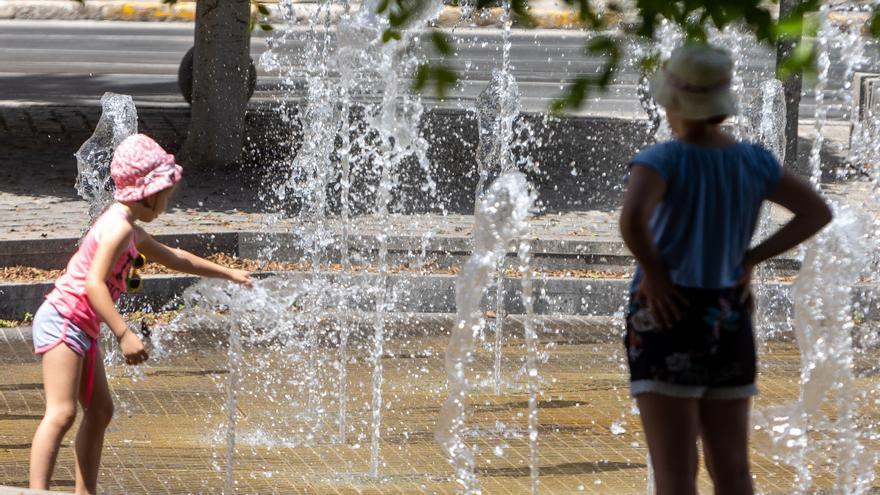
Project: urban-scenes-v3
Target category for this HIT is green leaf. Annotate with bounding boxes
[871,8,880,38]
[576,0,602,28]
[260,23,274,31]
[632,9,659,38]
[551,77,592,114]
[511,0,535,26]
[434,66,457,85]
[382,29,402,43]
[639,53,661,74]
[389,9,413,27]
[683,19,707,42]
[161,0,178,4]
[586,35,615,54]
[410,65,458,99]
[775,15,804,39]
[73,0,85,4]
[256,3,270,16]
[476,0,495,9]
[800,12,820,37]
[377,0,391,14]
[777,40,815,80]
[413,64,430,92]
[248,12,256,32]
[431,31,452,56]
[433,66,458,99]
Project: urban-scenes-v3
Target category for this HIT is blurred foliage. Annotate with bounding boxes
[380,0,880,112]
[70,0,880,112]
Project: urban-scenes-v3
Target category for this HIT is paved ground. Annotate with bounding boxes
[0,315,877,493]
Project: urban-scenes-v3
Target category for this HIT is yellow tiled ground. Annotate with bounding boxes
[0,319,878,494]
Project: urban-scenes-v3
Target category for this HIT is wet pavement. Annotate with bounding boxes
[0,315,878,494]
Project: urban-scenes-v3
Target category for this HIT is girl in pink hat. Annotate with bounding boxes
[28,134,252,494]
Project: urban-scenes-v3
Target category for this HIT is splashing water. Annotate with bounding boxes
[437,171,534,494]
[104,3,880,492]
[753,79,787,162]
[470,0,522,396]
[225,321,242,495]
[831,6,868,178]
[753,205,877,494]
[748,79,788,342]
[517,237,540,495]
[258,0,443,478]
[710,25,751,138]
[643,19,683,142]
[808,5,833,189]
[74,92,138,221]
[475,69,520,205]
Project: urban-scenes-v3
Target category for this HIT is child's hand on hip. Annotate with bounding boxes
[637,272,688,329]
[119,329,149,365]
[737,255,755,310]
[228,269,253,288]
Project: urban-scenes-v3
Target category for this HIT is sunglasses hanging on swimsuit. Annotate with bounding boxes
[126,253,147,293]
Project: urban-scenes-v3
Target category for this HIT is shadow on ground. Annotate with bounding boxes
[478,460,645,477]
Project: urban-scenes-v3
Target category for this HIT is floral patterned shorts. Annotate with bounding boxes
[624,286,757,400]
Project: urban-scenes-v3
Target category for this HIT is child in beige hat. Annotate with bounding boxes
[619,44,832,495]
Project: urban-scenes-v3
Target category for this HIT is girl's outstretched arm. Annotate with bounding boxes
[86,218,149,365]
[745,171,833,269]
[135,226,253,287]
[619,165,687,328]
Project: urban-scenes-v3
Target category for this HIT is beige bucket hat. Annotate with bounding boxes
[650,43,737,120]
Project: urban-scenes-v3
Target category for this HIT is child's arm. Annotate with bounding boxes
[86,220,149,365]
[619,165,686,328]
[744,171,833,271]
[135,227,253,287]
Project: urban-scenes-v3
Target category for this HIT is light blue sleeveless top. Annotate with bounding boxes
[629,140,783,291]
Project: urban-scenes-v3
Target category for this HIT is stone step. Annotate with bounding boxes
[0,231,800,274]
[0,270,869,323]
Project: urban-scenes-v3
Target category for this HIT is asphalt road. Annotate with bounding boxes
[0,19,877,118]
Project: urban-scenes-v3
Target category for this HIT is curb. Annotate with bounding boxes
[0,232,239,270]
[0,271,824,323]
[0,1,592,29]
[0,0,197,22]
[0,230,799,274]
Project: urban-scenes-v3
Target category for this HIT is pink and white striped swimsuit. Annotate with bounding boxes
[37,203,138,407]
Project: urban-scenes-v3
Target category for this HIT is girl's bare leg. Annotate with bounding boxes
[74,348,114,495]
[699,398,753,495]
[637,393,700,495]
[30,344,83,489]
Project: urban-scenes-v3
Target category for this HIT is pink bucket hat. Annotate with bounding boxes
[111,134,183,202]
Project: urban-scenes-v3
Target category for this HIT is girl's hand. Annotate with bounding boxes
[637,272,688,329]
[118,328,149,365]
[737,254,756,311]
[227,269,253,288]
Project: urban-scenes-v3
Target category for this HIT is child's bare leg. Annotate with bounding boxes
[637,393,700,495]
[699,398,753,495]
[74,348,113,495]
[30,345,83,489]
